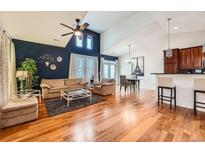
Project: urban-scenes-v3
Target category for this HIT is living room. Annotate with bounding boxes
[1,1,205,149]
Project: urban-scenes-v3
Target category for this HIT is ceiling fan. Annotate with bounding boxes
[60,18,89,40]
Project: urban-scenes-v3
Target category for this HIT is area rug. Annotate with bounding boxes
[44,94,106,116]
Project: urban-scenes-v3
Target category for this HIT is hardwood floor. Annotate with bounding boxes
[1,89,205,142]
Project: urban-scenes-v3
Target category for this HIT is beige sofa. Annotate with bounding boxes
[92,78,116,96]
[40,78,88,99]
[0,97,38,128]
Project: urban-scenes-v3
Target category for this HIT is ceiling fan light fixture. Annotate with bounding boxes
[74,30,82,36]
[60,18,89,37]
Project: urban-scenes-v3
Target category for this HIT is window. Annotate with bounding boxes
[103,60,116,79]
[103,64,109,78]
[76,36,83,47]
[75,57,85,78]
[74,54,98,81]
[86,57,95,80]
[86,35,93,50]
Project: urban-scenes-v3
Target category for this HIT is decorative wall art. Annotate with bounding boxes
[57,56,63,62]
[50,64,57,70]
[37,54,63,71]
[37,54,54,67]
[56,56,63,62]
[131,56,144,77]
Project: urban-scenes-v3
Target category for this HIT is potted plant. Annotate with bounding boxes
[18,58,40,89]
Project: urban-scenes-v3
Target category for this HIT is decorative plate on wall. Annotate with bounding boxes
[57,56,63,62]
[50,64,57,70]
[45,61,49,67]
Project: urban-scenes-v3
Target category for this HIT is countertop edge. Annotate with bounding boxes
[151,73,205,75]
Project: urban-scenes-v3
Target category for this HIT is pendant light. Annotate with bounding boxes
[125,44,134,64]
[166,18,173,58]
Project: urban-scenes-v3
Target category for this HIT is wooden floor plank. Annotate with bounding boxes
[0,89,205,142]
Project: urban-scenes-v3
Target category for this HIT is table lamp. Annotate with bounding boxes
[16,70,28,91]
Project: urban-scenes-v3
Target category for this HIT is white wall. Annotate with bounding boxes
[101,12,155,54]
[119,30,205,90]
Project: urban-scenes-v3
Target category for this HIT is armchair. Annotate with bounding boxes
[92,78,116,96]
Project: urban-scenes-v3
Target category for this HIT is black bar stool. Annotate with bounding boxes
[193,78,205,116]
[157,77,176,109]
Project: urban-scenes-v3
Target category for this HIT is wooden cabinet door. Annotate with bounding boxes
[191,46,203,68]
[164,63,178,73]
[185,48,192,69]
[179,49,185,69]
[164,49,179,73]
[164,49,179,64]
[179,48,192,69]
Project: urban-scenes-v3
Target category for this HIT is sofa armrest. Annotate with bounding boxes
[101,83,114,86]
[40,83,51,89]
[93,82,102,86]
[80,81,88,86]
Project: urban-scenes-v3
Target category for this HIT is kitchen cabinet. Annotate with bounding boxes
[191,46,203,68]
[178,48,192,69]
[164,49,179,73]
[163,45,204,73]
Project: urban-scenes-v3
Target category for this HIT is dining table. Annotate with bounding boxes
[126,78,141,91]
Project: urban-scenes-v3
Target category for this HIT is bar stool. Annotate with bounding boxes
[193,78,205,116]
[157,77,176,109]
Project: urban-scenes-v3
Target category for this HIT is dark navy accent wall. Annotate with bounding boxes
[14,29,118,79]
[14,39,69,79]
[65,29,100,57]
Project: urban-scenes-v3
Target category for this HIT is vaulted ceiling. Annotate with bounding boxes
[0,11,134,47]
[0,11,205,56]
[0,11,87,47]
[100,11,205,56]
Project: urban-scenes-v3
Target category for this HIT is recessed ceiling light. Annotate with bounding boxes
[173,26,179,30]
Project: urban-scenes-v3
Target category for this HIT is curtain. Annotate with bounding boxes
[69,53,99,82]
[93,57,99,82]
[0,29,9,107]
[115,59,119,84]
[100,57,104,81]
[69,53,77,78]
[0,29,3,108]
[10,43,17,94]
[0,28,16,108]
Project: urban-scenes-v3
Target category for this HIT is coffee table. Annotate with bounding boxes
[60,88,92,107]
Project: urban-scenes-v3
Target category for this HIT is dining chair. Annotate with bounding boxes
[120,75,131,92]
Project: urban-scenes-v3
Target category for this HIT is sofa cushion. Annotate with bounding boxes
[80,81,88,86]
[48,86,69,93]
[40,83,51,89]
[41,79,65,88]
[102,83,114,86]
[68,85,82,90]
[102,78,115,83]
[94,85,102,91]
[2,105,37,119]
[2,97,38,112]
[64,78,82,86]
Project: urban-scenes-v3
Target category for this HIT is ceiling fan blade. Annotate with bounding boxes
[60,23,74,31]
[80,23,89,31]
[84,32,95,37]
[61,32,73,36]
[77,35,82,40]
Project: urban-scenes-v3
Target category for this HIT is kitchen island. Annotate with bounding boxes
[152,73,205,110]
